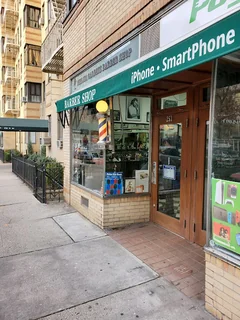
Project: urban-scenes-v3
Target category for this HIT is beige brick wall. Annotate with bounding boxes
[103,196,150,228]
[205,253,240,320]
[70,185,104,227]
[63,0,173,79]
[68,183,150,229]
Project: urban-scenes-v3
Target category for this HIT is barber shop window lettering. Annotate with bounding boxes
[126,97,141,121]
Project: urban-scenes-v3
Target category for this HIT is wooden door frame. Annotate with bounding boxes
[151,85,210,245]
[151,88,194,239]
[189,83,210,245]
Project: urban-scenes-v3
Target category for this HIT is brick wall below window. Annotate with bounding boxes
[67,184,150,229]
[205,252,240,320]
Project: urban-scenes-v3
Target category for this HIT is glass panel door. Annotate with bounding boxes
[152,111,191,238]
[158,124,182,219]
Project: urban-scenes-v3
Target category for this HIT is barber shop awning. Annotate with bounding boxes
[0,118,48,132]
[56,10,240,113]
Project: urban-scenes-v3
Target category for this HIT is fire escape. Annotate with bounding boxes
[1,0,19,116]
[41,0,66,74]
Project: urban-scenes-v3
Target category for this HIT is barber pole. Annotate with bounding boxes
[96,100,109,143]
[98,116,107,142]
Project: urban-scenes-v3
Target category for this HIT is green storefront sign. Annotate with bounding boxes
[212,178,240,255]
[56,10,240,112]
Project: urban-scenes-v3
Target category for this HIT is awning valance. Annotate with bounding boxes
[0,118,48,132]
[56,11,240,113]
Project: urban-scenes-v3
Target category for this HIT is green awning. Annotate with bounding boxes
[56,11,240,113]
[0,118,48,132]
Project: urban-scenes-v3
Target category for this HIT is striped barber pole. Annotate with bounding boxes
[98,116,107,142]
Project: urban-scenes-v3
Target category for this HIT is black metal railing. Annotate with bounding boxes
[12,156,36,189]
[0,149,4,162]
[12,156,63,203]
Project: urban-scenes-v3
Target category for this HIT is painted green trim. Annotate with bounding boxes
[56,11,240,113]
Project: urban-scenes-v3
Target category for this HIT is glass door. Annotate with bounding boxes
[151,86,210,244]
[151,111,192,239]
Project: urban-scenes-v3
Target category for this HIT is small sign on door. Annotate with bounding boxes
[163,165,176,180]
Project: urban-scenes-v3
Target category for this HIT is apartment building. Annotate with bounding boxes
[0,0,43,153]
[40,0,64,162]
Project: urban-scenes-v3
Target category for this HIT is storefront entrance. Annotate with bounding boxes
[151,84,210,246]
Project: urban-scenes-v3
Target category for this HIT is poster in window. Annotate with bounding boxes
[126,97,141,121]
[125,179,135,193]
[113,110,120,121]
[105,172,123,196]
[212,178,240,255]
[135,170,149,193]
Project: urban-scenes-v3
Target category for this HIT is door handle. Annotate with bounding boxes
[194,170,197,180]
[184,170,187,178]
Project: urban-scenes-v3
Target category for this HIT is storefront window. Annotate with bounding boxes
[105,95,151,196]
[211,52,240,256]
[72,106,104,195]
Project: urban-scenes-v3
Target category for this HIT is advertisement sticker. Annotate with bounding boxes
[212,178,240,255]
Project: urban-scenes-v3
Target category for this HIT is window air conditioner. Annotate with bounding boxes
[57,139,63,149]
[21,97,27,103]
[43,137,51,145]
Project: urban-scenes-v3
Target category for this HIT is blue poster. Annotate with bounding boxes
[104,172,123,196]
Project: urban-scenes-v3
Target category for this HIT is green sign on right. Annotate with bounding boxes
[212,178,240,255]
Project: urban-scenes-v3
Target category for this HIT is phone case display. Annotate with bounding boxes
[212,178,240,255]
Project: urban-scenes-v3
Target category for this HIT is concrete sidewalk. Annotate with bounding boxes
[0,163,214,320]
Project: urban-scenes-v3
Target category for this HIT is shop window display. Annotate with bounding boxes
[211,52,240,257]
[72,105,104,194]
[105,95,151,196]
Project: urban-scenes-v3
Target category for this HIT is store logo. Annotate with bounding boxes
[190,0,239,23]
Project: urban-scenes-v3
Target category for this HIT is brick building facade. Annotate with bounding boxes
[53,0,240,319]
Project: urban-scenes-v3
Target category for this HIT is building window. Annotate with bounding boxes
[42,81,45,102]
[25,132,36,144]
[57,117,63,140]
[41,4,45,25]
[210,51,240,258]
[1,37,4,53]
[72,106,104,194]
[25,44,41,67]
[24,6,40,29]
[47,0,52,22]
[106,96,151,196]
[25,82,41,103]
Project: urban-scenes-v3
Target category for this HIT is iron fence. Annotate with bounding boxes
[12,156,63,203]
